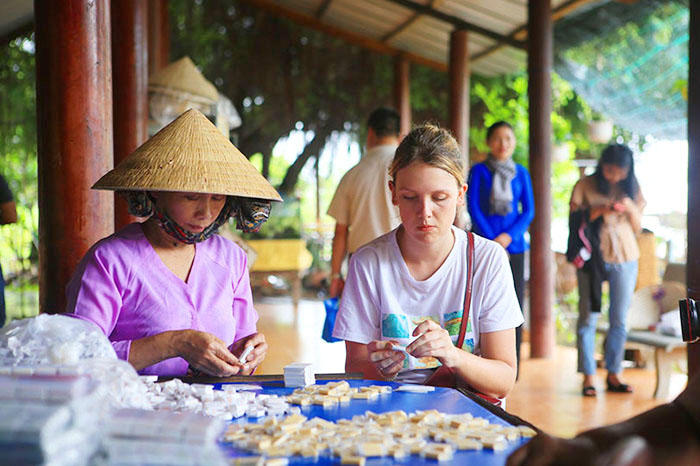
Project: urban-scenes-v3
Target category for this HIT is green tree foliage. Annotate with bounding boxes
[0,34,38,284]
[555,0,688,140]
[169,0,395,196]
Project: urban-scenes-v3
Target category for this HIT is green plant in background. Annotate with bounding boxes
[0,33,38,297]
[672,79,688,101]
[555,0,688,141]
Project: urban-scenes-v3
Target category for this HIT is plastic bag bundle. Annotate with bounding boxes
[0,315,156,410]
[0,314,117,367]
[0,314,233,465]
[78,359,154,411]
[103,409,227,465]
[0,373,108,466]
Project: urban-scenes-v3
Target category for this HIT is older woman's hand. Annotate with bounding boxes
[407,319,460,367]
[229,333,268,375]
[368,340,405,379]
[175,330,242,377]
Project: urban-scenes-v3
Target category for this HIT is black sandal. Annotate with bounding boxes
[582,385,597,397]
[606,379,633,393]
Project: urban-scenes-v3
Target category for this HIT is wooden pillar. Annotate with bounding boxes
[34,0,114,314]
[527,0,555,358]
[112,0,148,229]
[393,54,411,138]
[449,29,469,162]
[687,0,700,378]
[148,0,170,75]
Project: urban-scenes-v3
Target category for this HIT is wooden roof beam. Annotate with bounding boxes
[240,0,447,71]
[315,0,334,20]
[381,0,445,43]
[385,0,525,49]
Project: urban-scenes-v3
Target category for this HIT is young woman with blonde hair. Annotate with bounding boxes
[333,124,523,399]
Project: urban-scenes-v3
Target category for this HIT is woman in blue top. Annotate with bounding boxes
[467,121,535,372]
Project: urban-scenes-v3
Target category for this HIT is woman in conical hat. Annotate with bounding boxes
[66,109,282,377]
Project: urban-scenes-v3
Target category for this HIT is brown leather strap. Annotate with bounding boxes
[456,232,475,348]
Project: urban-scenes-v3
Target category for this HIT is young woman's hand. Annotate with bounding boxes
[229,333,268,375]
[367,340,405,379]
[329,277,345,298]
[611,201,626,213]
[407,319,460,367]
[174,330,242,377]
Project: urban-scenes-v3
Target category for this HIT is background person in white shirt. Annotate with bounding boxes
[332,124,523,399]
[327,107,401,297]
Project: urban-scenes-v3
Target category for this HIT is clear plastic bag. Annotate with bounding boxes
[0,314,117,367]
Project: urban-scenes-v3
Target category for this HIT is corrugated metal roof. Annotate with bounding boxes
[271,0,583,76]
[1,0,591,77]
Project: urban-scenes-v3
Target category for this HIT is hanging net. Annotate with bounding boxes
[554,0,688,140]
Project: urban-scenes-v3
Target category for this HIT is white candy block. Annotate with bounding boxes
[234,384,264,391]
[395,385,435,393]
[239,346,254,363]
[230,404,247,418]
[246,407,267,418]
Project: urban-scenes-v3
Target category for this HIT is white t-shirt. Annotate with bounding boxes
[333,226,523,383]
[327,144,401,253]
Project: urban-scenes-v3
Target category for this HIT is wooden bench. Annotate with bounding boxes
[596,324,685,399]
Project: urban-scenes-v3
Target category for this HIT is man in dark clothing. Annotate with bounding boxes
[0,175,17,327]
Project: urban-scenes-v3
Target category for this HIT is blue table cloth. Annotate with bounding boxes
[215,380,531,465]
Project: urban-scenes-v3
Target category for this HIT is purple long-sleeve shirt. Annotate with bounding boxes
[66,223,258,376]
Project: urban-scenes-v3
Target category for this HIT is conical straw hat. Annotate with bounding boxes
[149,56,219,104]
[93,109,282,202]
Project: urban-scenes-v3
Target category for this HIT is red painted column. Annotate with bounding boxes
[449,29,470,163]
[148,0,170,75]
[112,0,148,229]
[687,0,700,378]
[393,54,411,139]
[34,0,114,314]
[528,0,555,358]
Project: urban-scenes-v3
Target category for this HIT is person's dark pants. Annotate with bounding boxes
[509,253,525,379]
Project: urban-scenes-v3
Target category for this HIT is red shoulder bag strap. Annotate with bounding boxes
[451,232,503,407]
[456,232,475,348]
